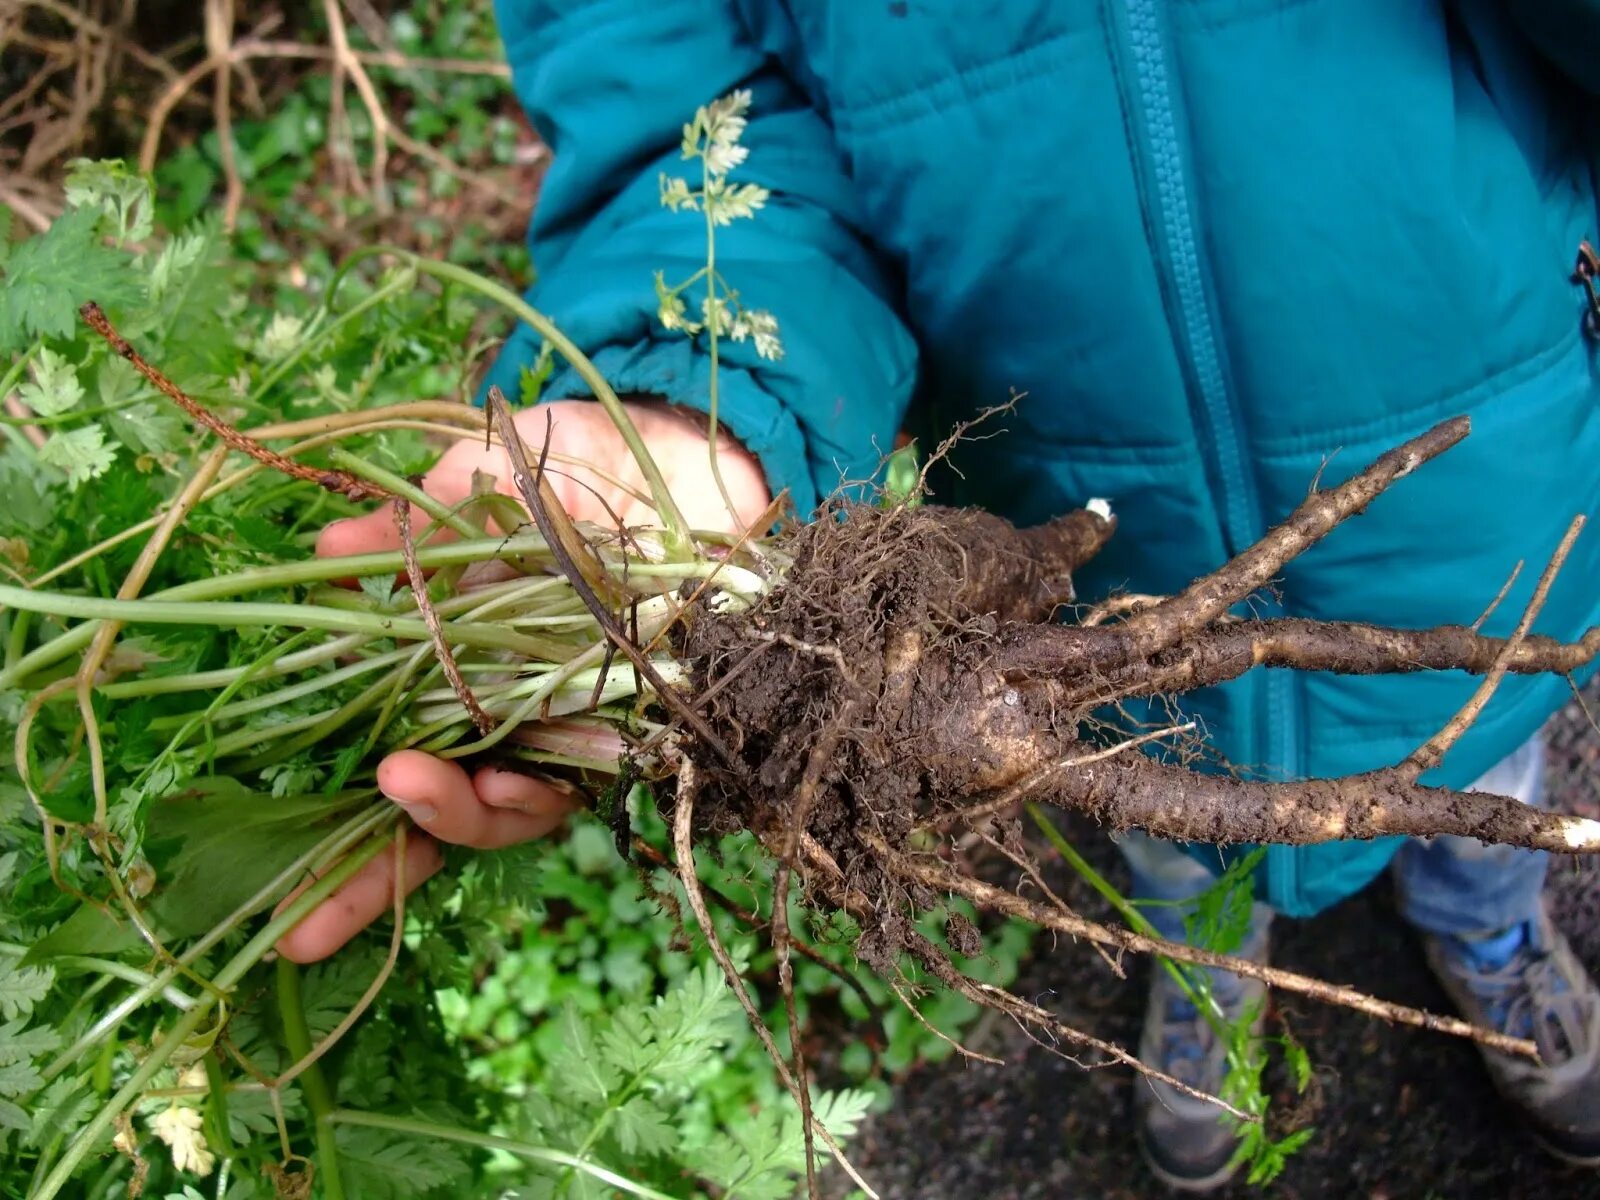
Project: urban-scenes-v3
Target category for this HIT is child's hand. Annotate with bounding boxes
[274,398,769,963]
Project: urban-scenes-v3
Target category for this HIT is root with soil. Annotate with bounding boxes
[41,303,1600,1196]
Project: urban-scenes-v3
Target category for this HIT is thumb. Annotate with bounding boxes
[315,437,505,560]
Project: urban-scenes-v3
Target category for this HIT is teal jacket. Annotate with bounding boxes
[485,0,1600,917]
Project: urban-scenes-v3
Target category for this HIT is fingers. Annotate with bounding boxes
[314,438,511,561]
[377,750,576,849]
[274,835,444,964]
[272,754,577,963]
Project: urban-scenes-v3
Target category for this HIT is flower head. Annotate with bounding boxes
[730,308,784,361]
[708,181,769,225]
[700,295,732,337]
[151,1103,215,1177]
[658,173,697,212]
[685,88,753,179]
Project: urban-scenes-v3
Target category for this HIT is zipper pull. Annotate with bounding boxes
[1574,241,1600,340]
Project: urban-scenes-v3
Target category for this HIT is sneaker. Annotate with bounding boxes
[1419,903,1600,1165]
[1135,925,1269,1193]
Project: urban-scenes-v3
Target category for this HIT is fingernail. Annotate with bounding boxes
[388,796,437,823]
[538,776,585,801]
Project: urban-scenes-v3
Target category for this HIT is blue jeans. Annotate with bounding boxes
[1122,735,1550,948]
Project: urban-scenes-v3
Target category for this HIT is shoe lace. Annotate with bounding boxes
[1462,947,1595,1066]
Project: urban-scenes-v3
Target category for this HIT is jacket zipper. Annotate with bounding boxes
[1113,0,1301,907]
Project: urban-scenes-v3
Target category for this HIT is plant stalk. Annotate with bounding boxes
[277,958,346,1200]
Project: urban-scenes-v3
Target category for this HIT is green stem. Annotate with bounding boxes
[99,633,368,699]
[145,644,410,731]
[0,402,153,428]
[324,1111,679,1200]
[277,958,346,1200]
[1024,804,1226,1033]
[0,339,40,400]
[0,534,558,691]
[233,666,406,765]
[5,608,29,669]
[0,942,198,1010]
[702,166,739,526]
[30,829,394,1200]
[343,248,692,555]
[202,1052,235,1160]
[0,585,563,657]
[325,449,480,539]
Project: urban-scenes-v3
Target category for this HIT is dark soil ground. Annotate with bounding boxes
[832,688,1600,1200]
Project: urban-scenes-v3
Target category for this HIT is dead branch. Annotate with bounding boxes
[488,389,735,767]
[203,0,243,230]
[393,499,495,736]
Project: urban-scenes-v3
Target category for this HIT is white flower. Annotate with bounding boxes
[709,181,769,225]
[704,139,749,177]
[658,173,697,212]
[253,312,304,361]
[695,89,754,178]
[151,1103,215,1177]
[740,309,784,361]
[705,89,752,139]
[700,295,731,337]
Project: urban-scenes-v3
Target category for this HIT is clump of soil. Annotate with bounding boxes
[678,501,1111,973]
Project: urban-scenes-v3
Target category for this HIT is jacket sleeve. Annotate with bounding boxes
[483,0,920,515]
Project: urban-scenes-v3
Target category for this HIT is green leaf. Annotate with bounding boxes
[25,902,135,960]
[808,1089,873,1144]
[106,402,187,457]
[0,1058,42,1100]
[0,204,144,353]
[0,1019,60,1065]
[37,424,117,490]
[0,1097,27,1134]
[1183,846,1264,956]
[17,348,85,417]
[147,227,209,303]
[610,1095,675,1157]
[31,780,365,958]
[543,1003,615,1109]
[141,778,366,939]
[26,1074,93,1149]
[335,1123,473,1200]
[300,950,385,1041]
[64,158,154,245]
[0,954,53,1020]
[1283,1033,1312,1092]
